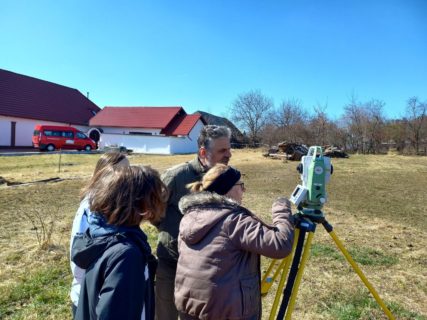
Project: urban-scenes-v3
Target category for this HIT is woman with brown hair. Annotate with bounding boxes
[70,151,129,315]
[71,165,168,320]
[175,164,295,320]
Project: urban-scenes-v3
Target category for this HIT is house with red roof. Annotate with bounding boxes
[89,106,206,154]
[0,69,100,147]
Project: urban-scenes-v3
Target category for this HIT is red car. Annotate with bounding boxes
[32,125,96,151]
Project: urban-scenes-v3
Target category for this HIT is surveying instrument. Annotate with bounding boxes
[261,146,395,320]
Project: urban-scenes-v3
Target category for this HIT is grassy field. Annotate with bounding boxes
[0,150,426,319]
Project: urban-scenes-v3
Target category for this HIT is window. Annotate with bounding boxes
[129,132,153,135]
[33,130,40,136]
[44,130,53,136]
[76,132,87,139]
[62,131,74,138]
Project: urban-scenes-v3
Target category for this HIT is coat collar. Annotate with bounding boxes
[179,191,241,215]
[188,156,207,175]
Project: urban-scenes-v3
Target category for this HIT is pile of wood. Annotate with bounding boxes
[263,142,309,161]
[263,143,349,160]
[323,146,349,158]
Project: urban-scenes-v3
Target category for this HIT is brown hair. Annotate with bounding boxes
[93,151,128,175]
[187,163,229,192]
[80,151,129,200]
[83,165,168,226]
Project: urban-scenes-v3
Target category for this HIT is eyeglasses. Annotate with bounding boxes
[235,182,245,191]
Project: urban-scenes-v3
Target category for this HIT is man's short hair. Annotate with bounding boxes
[198,125,231,150]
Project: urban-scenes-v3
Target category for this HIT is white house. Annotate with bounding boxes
[89,106,206,154]
[0,69,100,147]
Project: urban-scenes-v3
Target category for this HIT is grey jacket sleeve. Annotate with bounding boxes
[161,169,177,205]
[226,197,294,259]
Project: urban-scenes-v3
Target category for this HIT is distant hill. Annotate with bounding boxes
[195,111,246,145]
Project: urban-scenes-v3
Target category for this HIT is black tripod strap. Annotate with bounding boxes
[276,226,307,320]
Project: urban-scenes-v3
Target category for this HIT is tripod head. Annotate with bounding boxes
[289,146,333,218]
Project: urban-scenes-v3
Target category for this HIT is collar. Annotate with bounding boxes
[189,156,208,174]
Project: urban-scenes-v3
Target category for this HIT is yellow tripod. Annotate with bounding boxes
[261,211,396,320]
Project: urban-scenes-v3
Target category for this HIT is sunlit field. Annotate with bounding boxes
[0,149,426,319]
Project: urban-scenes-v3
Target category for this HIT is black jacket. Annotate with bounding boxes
[71,214,156,320]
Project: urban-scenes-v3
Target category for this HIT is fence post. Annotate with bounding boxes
[58,149,62,173]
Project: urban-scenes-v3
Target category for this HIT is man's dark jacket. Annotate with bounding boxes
[71,214,156,320]
[156,157,205,263]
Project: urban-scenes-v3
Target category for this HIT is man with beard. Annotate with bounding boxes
[155,125,232,320]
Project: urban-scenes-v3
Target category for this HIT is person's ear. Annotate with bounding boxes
[199,147,207,159]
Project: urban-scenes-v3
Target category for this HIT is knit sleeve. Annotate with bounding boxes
[225,199,294,259]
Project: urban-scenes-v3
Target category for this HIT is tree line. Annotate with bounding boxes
[230,90,427,155]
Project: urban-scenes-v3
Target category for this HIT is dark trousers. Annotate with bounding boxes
[155,258,178,320]
[72,303,77,319]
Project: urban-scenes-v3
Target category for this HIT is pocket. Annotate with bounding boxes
[240,275,260,317]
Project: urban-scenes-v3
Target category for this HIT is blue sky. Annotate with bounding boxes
[1,0,426,120]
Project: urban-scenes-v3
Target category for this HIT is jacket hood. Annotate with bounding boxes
[178,191,242,245]
[71,214,150,269]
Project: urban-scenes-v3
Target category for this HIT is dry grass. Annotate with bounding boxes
[0,149,426,319]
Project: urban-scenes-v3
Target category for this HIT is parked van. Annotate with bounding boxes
[32,125,96,151]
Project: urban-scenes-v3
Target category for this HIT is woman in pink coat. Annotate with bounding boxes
[175,164,295,320]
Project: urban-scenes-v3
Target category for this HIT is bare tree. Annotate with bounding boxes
[310,104,330,146]
[365,100,386,154]
[231,90,274,146]
[260,123,281,147]
[384,119,408,153]
[343,95,368,153]
[275,99,309,143]
[405,97,427,154]
[328,119,350,150]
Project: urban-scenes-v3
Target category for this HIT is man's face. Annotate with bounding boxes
[200,137,231,168]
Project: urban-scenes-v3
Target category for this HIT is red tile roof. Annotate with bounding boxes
[162,114,204,136]
[90,106,205,136]
[0,69,100,125]
[90,106,183,129]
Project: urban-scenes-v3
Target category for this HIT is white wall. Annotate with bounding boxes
[0,115,91,147]
[98,120,203,154]
[0,118,11,146]
[98,120,204,154]
[169,120,204,154]
[99,133,171,154]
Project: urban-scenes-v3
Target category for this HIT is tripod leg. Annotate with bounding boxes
[269,255,293,320]
[261,259,279,295]
[268,229,299,320]
[285,232,314,320]
[276,226,307,320]
[324,224,396,320]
